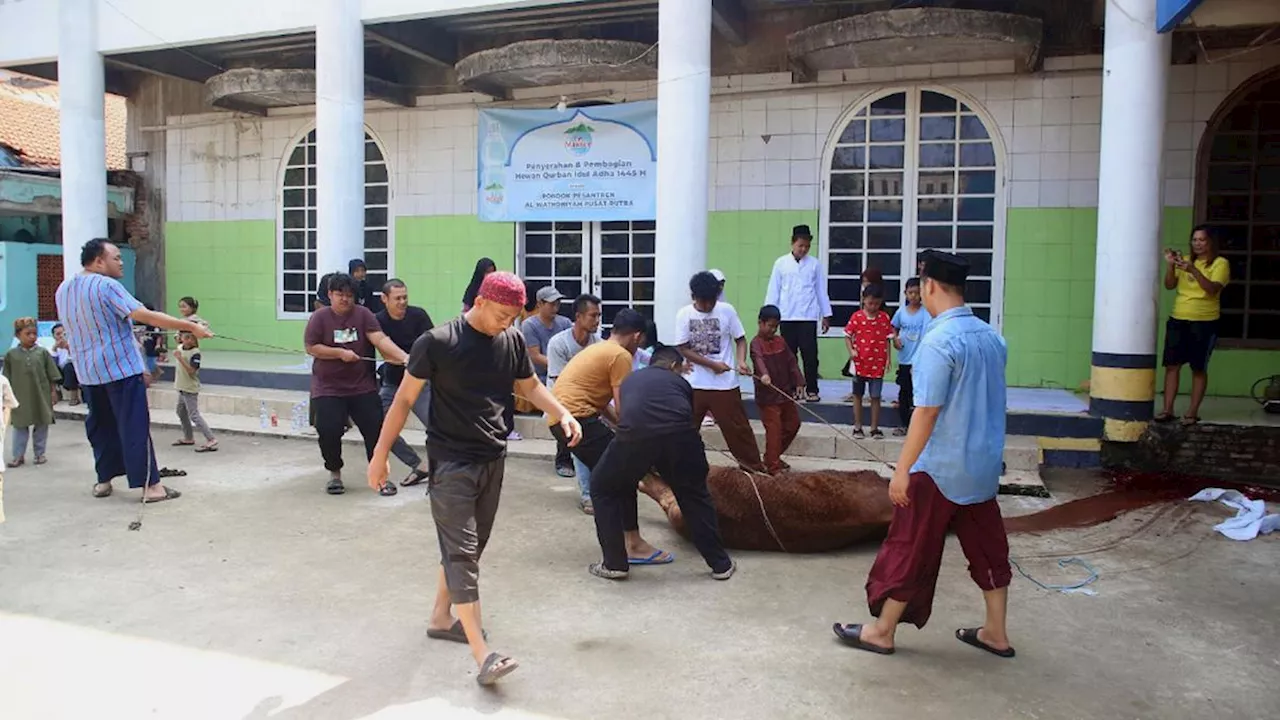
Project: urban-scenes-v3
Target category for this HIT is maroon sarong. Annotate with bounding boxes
[865,472,1011,628]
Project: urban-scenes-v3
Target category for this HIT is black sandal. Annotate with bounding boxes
[426,619,487,644]
[326,478,345,495]
[1153,413,1175,423]
[476,652,519,686]
[158,467,187,478]
[379,482,398,497]
[144,487,182,504]
[955,627,1015,658]
[832,623,895,655]
[400,468,430,487]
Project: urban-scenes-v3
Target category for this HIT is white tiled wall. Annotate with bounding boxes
[164,49,1280,223]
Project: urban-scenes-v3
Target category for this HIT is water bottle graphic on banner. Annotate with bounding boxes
[481,117,508,218]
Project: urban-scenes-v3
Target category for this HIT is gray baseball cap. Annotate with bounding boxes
[536,286,564,303]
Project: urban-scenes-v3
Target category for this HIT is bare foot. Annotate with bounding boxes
[858,623,895,652]
[625,538,659,559]
[143,483,170,501]
[976,627,1011,652]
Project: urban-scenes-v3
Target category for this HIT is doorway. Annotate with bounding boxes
[518,220,656,331]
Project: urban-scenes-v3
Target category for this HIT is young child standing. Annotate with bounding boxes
[751,305,805,474]
[843,285,895,439]
[890,278,931,436]
[51,323,81,406]
[172,331,218,452]
[3,318,61,466]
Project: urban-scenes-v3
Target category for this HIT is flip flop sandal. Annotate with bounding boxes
[326,478,346,495]
[832,623,895,655]
[194,443,219,453]
[400,469,430,487]
[171,440,195,446]
[34,456,47,465]
[956,627,1015,658]
[476,652,519,686]
[556,465,576,478]
[892,427,907,436]
[158,467,186,478]
[92,482,113,498]
[379,482,398,497]
[579,498,594,515]
[588,563,628,580]
[1153,413,1175,423]
[8,457,24,467]
[806,393,821,403]
[1180,416,1201,426]
[869,429,885,439]
[627,550,674,565]
[426,619,487,644]
[143,487,182,504]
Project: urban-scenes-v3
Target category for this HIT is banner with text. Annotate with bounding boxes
[476,101,657,222]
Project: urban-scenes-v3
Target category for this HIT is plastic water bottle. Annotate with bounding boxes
[259,401,269,429]
[290,400,308,434]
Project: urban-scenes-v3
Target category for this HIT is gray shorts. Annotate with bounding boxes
[429,456,505,605]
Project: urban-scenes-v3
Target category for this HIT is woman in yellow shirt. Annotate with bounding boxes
[1157,225,1230,425]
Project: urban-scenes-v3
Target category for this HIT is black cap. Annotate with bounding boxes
[792,224,812,239]
[919,249,969,287]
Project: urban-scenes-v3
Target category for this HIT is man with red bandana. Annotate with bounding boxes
[369,271,581,687]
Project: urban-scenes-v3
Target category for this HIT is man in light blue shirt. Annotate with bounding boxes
[833,250,1015,659]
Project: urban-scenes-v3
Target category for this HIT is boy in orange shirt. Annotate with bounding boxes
[843,284,895,438]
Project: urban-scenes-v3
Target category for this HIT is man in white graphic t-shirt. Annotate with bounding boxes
[675,271,766,473]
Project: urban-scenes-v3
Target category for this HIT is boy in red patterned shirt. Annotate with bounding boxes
[843,284,896,438]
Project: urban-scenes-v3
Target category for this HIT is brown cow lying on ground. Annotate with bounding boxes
[638,467,894,553]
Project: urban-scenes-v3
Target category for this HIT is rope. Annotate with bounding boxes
[758,379,897,472]
[154,330,397,365]
[1009,557,1099,595]
[127,433,154,531]
[703,443,787,553]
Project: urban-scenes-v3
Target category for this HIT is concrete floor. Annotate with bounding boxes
[1,425,1277,720]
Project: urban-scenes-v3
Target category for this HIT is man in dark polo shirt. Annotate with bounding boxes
[586,345,736,581]
[374,279,434,488]
[304,273,408,496]
[368,271,581,687]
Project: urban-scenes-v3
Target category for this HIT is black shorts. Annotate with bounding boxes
[1162,318,1218,372]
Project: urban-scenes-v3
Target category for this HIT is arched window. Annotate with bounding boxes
[821,88,1005,328]
[278,128,391,316]
[1197,69,1280,343]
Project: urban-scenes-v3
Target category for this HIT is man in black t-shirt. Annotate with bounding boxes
[374,279,434,487]
[586,345,736,582]
[368,271,581,687]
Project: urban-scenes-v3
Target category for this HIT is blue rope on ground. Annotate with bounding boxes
[1010,557,1099,595]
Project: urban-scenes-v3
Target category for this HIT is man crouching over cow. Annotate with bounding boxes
[586,345,736,582]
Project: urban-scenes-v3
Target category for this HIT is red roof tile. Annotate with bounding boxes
[0,79,127,169]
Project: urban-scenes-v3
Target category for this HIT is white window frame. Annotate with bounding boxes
[817,84,1008,336]
[275,125,394,320]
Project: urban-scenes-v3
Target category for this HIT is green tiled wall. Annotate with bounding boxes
[393,215,516,320]
[165,210,1275,395]
[164,217,516,353]
[164,220,304,351]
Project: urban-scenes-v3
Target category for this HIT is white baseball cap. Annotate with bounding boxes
[709,269,726,282]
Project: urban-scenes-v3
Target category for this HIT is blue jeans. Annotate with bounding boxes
[574,455,591,502]
[11,425,49,460]
[83,375,160,488]
[378,382,432,469]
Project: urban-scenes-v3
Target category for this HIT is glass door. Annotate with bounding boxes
[520,220,657,333]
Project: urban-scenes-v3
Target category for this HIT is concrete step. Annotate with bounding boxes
[137,382,1042,472]
[54,402,1046,497]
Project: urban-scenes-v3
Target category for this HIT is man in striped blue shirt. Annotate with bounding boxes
[56,239,212,502]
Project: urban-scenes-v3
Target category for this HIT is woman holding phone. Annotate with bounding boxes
[1157,225,1229,425]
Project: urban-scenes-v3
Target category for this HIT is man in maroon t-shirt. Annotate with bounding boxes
[304,273,408,496]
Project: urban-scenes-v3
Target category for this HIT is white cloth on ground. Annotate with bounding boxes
[1188,488,1280,541]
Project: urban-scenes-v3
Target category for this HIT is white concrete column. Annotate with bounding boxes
[1089,0,1171,441]
[654,0,711,342]
[315,0,365,279]
[57,0,106,281]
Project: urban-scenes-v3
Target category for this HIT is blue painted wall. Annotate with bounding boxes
[0,242,137,337]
